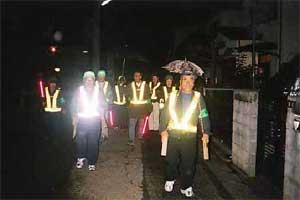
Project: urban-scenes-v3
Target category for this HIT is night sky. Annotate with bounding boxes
[2,0,249,97]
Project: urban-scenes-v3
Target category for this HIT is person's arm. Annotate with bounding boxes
[198,94,212,143]
[144,82,151,103]
[70,89,80,125]
[58,89,66,113]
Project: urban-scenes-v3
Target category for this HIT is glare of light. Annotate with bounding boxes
[39,80,45,98]
[109,111,114,126]
[82,50,88,54]
[54,67,61,72]
[142,116,149,134]
[50,46,56,53]
[101,0,112,6]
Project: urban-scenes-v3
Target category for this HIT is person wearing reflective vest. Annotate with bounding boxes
[126,71,152,146]
[112,75,128,129]
[148,74,162,131]
[96,70,113,140]
[42,76,65,143]
[72,71,105,171]
[159,74,177,109]
[159,71,211,197]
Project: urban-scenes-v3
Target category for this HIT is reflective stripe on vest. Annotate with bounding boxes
[163,86,176,101]
[149,82,152,92]
[150,82,161,100]
[167,91,200,133]
[130,81,147,104]
[44,87,62,112]
[103,81,108,96]
[114,85,126,105]
[77,86,100,118]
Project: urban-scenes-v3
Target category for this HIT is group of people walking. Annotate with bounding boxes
[41,65,212,198]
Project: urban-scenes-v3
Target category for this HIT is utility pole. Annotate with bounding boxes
[92,2,101,72]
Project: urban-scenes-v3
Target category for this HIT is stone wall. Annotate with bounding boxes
[232,90,258,177]
[283,96,300,199]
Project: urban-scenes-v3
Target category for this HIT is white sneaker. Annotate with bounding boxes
[88,165,96,171]
[180,186,194,197]
[76,158,85,169]
[164,180,175,192]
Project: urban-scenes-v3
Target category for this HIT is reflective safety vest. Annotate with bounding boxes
[149,82,161,100]
[163,86,176,101]
[77,86,100,118]
[44,87,62,112]
[130,81,147,104]
[114,85,126,105]
[167,91,200,133]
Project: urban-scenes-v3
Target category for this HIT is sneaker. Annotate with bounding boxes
[88,165,96,171]
[180,186,194,197]
[76,158,85,169]
[127,141,134,146]
[164,180,175,192]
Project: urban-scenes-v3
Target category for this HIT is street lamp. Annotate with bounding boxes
[54,67,61,72]
[101,0,112,6]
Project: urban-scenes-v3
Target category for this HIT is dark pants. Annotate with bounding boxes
[76,118,101,165]
[43,112,63,141]
[128,117,146,142]
[165,135,197,190]
[113,105,128,129]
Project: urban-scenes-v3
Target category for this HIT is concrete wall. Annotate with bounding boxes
[232,90,258,177]
[283,96,300,200]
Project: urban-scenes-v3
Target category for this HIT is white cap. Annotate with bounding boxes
[83,71,95,80]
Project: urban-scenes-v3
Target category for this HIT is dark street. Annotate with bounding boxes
[2,0,300,199]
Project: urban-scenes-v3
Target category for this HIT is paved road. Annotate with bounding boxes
[3,122,281,199]
[66,129,267,200]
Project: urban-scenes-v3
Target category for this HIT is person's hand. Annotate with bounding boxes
[202,133,209,143]
[160,130,168,143]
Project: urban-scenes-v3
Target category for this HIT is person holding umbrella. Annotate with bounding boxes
[160,60,212,197]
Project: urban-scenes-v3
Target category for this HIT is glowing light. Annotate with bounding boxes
[109,111,113,126]
[82,50,88,54]
[49,46,56,53]
[39,80,45,98]
[54,67,61,72]
[101,0,112,6]
[77,86,100,118]
[142,116,149,134]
